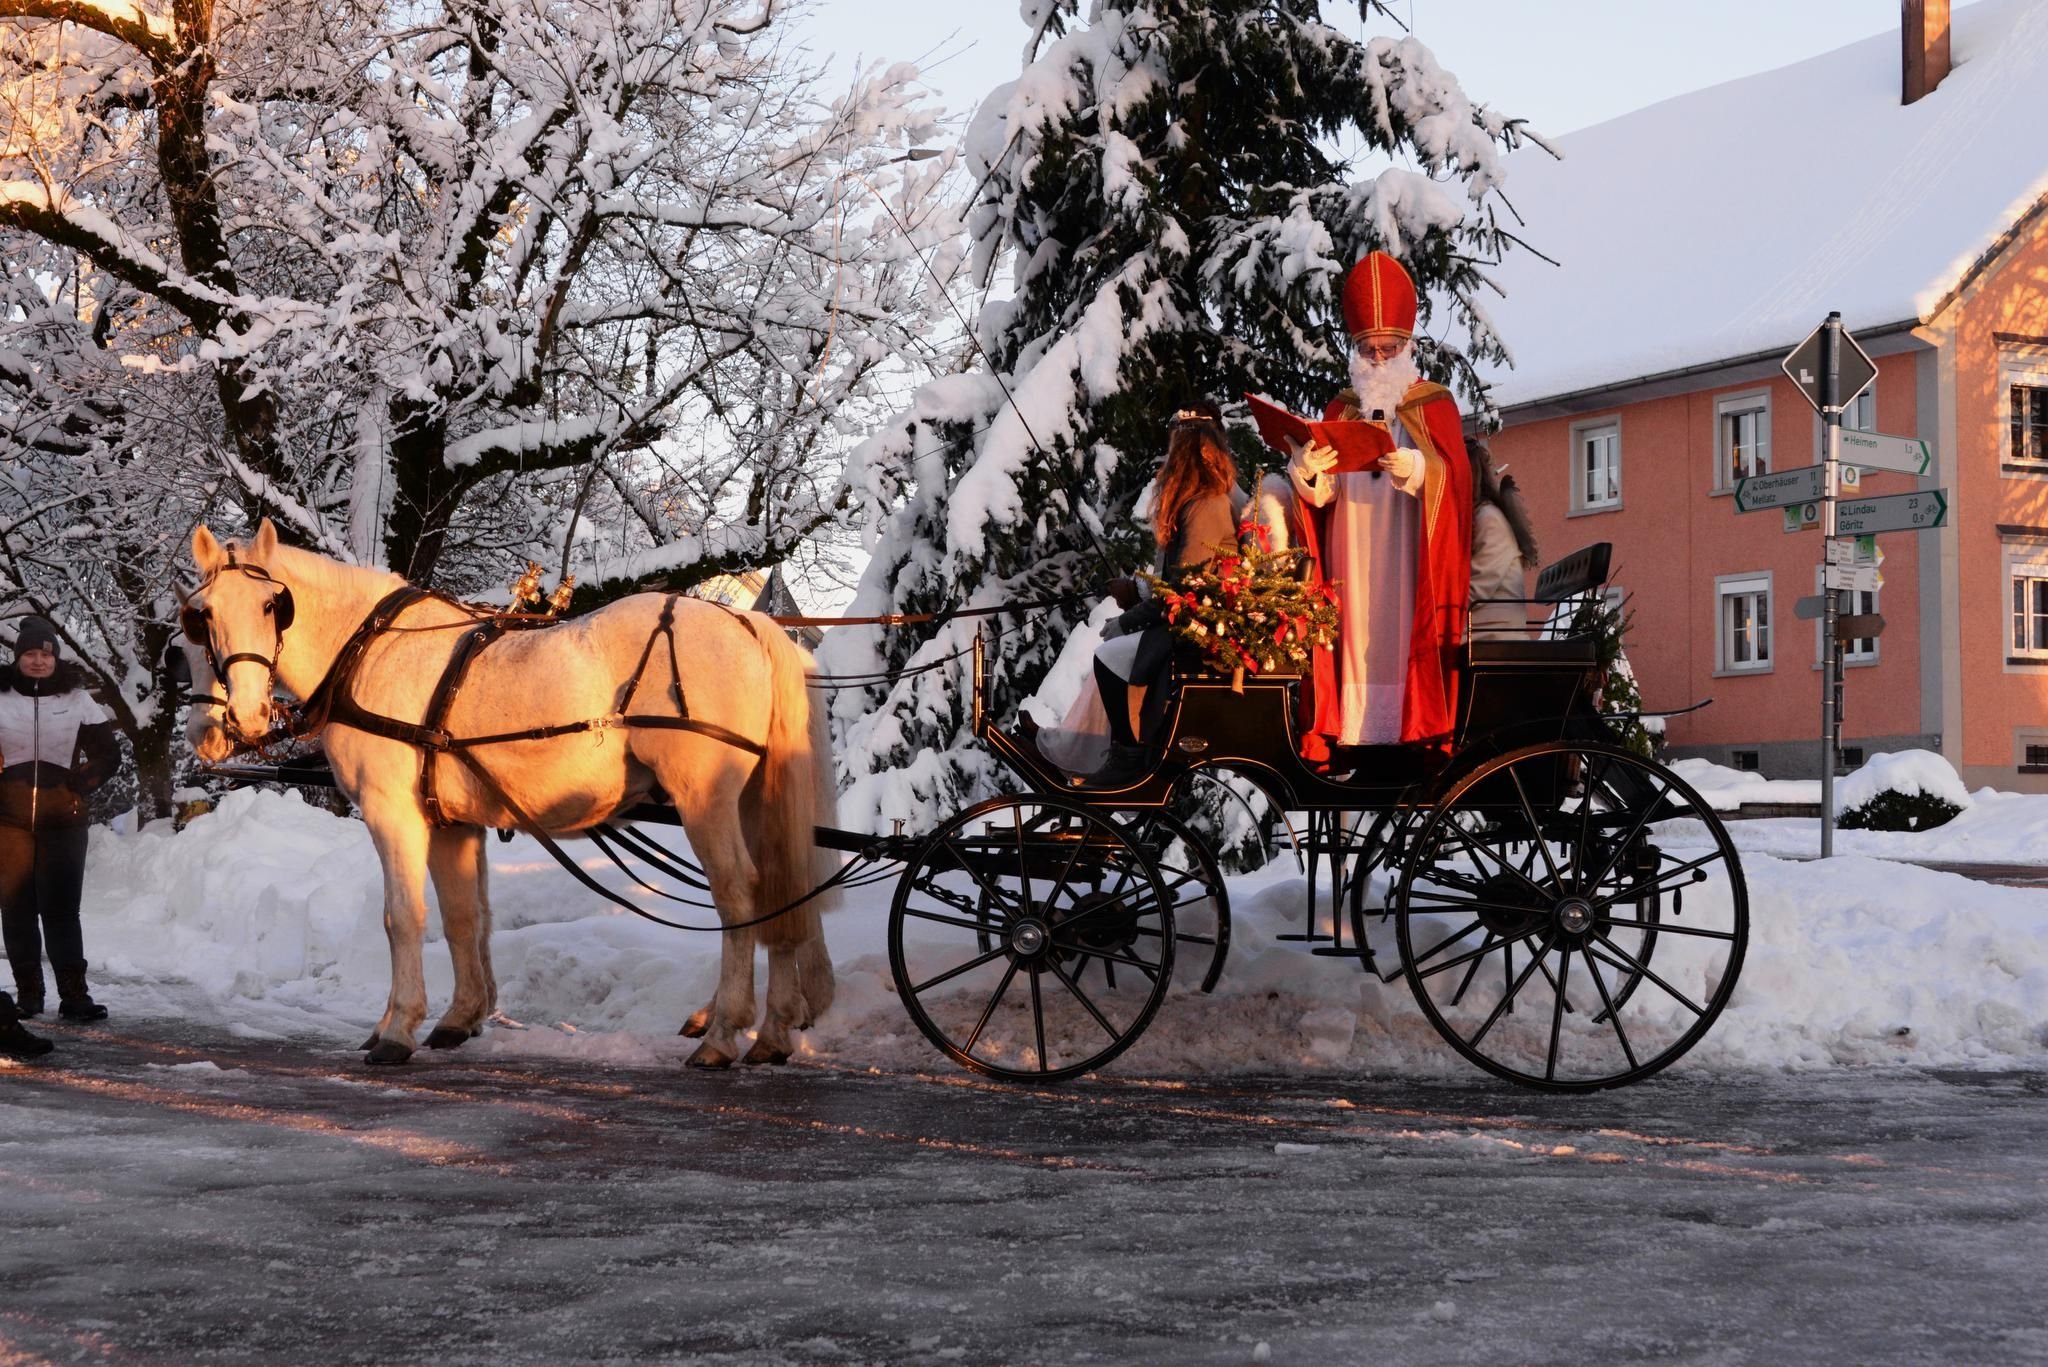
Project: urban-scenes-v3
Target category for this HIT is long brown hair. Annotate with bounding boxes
[1152,415,1237,547]
[1470,439,1539,568]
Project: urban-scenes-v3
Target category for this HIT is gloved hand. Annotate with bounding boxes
[1101,617,1128,641]
[1378,447,1420,482]
[1288,440,1339,487]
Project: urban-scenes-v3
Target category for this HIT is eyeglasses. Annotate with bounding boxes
[1355,338,1406,364]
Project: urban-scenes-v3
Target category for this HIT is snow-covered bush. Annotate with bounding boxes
[1838,749,1971,832]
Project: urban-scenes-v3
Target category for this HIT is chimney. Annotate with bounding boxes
[1902,0,1952,105]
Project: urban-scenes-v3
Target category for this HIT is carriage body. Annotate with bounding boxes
[887,543,1751,1091]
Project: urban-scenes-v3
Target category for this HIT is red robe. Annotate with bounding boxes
[1291,381,1473,750]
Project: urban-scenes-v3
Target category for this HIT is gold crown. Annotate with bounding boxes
[1172,408,1211,423]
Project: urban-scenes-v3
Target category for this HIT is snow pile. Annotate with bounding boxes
[1718,786,2048,867]
[1669,758,1821,811]
[75,789,2048,1077]
[1836,747,1973,812]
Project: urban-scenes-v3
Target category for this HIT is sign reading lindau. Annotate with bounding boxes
[1783,322,1877,414]
[1833,489,1949,535]
[1735,464,1825,513]
[1837,428,1936,477]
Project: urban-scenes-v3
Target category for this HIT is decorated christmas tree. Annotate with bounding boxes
[826,0,1552,831]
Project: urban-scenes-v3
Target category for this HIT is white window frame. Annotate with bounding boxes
[2001,343,2048,476]
[1569,418,1621,514]
[1813,384,1879,462]
[1716,572,1773,675]
[1715,390,1772,492]
[2008,543,2048,666]
[1813,567,1880,667]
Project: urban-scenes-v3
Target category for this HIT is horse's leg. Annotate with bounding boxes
[745,942,803,1066]
[678,1003,713,1039]
[666,772,758,1069]
[359,800,436,1064]
[425,826,490,1049]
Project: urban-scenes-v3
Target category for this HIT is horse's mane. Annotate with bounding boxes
[244,538,407,600]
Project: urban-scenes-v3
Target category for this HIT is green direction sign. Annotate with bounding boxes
[1833,488,1948,535]
[1736,464,1825,513]
[1836,429,1935,477]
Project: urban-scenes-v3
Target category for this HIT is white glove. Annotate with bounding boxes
[1378,447,1420,482]
[1288,440,1339,507]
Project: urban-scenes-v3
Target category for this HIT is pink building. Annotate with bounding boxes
[1479,0,2048,790]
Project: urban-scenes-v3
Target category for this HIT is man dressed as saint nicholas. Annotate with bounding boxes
[1287,250,1473,754]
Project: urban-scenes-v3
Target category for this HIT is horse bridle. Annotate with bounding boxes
[179,557,296,730]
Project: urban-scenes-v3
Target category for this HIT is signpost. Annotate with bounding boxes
[1837,429,1935,477]
[1735,464,1825,513]
[1833,489,1948,536]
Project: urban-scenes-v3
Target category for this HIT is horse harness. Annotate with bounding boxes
[203,576,768,829]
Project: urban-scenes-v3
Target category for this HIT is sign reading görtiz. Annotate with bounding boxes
[1735,464,1825,513]
[1833,489,1949,535]
[1837,429,1936,477]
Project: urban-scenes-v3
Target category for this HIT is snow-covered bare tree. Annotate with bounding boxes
[825,0,1554,831]
[2,0,958,812]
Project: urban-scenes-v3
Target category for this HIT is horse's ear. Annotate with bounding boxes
[251,518,279,562]
[191,525,225,575]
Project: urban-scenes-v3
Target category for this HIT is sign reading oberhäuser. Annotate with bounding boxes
[1736,464,1825,513]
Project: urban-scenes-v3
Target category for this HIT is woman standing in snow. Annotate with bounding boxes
[0,616,120,1026]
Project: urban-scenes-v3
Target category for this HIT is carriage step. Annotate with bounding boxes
[1274,933,1334,943]
[1308,946,1375,960]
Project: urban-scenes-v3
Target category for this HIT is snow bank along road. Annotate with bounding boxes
[3,1020,2047,1365]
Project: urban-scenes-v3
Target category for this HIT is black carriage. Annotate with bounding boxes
[861,543,1748,1092]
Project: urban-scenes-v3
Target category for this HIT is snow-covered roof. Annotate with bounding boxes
[1477,0,2048,410]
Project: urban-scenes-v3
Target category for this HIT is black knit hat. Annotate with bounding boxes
[12,616,59,661]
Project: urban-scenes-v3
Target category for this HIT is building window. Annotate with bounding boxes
[1717,573,1772,672]
[2012,384,2048,465]
[1842,388,1877,433]
[2013,567,2048,657]
[1732,750,1760,772]
[1572,421,1620,511]
[2022,743,2048,773]
[1839,746,1865,770]
[1716,392,1771,489]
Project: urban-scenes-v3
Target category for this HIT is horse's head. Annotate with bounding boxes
[168,628,236,764]
[186,519,295,745]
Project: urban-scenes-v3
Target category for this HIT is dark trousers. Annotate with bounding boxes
[0,821,91,992]
[1094,628,1174,747]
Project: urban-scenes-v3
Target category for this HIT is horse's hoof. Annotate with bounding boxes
[741,1042,791,1067]
[424,1027,471,1050]
[685,1043,733,1069]
[366,1041,414,1065]
[678,1009,711,1039]
[358,1033,381,1052]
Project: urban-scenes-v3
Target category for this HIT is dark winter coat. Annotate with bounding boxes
[0,664,119,830]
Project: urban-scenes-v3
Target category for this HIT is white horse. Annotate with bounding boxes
[184,520,837,1067]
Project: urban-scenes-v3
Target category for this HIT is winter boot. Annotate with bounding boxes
[55,966,107,1023]
[0,994,53,1060]
[14,981,44,1018]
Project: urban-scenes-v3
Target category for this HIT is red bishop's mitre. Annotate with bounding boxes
[1341,250,1417,341]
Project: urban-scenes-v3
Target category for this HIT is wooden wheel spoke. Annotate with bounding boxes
[900,904,1003,935]
[1058,940,1163,982]
[963,961,1021,1056]
[1449,931,1497,1006]
[1410,917,1484,968]
[1595,851,1724,909]
[1467,936,1552,1050]
[1509,768,1567,888]
[907,943,1011,996]
[1588,938,1706,1017]
[1418,926,1541,982]
[1587,775,1679,889]
[1047,957,1123,1044]
[1545,944,1573,1082]
[941,836,1020,916]
[1598,914,1731,941]
[1437,826,1551,900]
[1029,969,1048,1072]
[1581,947,1639,1068]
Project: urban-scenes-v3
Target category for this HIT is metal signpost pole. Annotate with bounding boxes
[1819,313,1842,858]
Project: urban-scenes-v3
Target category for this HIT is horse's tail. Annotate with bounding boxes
[748,616,840,964]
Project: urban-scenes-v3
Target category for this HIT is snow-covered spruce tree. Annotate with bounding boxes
[828,0,1550,831]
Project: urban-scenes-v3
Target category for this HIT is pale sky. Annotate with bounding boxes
[794,0,1908,139]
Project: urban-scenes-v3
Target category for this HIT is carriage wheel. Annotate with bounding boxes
[1392,741,1746,1091]
[1346,809,1418,979]
[889,795,1175,1082]
[1118,806,1230,993]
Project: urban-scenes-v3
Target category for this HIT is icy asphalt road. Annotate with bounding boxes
[2,1021,2045,1366]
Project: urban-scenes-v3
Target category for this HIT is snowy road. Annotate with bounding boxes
[5,1019,2046,1365]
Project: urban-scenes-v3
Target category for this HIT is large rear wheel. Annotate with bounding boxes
[888,795,1175,1082]
[1392,742,1746,1091]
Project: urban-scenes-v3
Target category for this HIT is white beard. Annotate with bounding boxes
[1349,348,1419,419]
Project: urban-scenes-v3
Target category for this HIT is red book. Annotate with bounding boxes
[1244,393,1397,474]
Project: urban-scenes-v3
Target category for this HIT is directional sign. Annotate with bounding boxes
[1833,488,1949,536]
[1736,464,1825,513]
[1783,321,1877,414]
[1837,428,1936,477]
[1794,594,1829,621]
[1825,563,1883,593]
[1835,613,1886,641]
